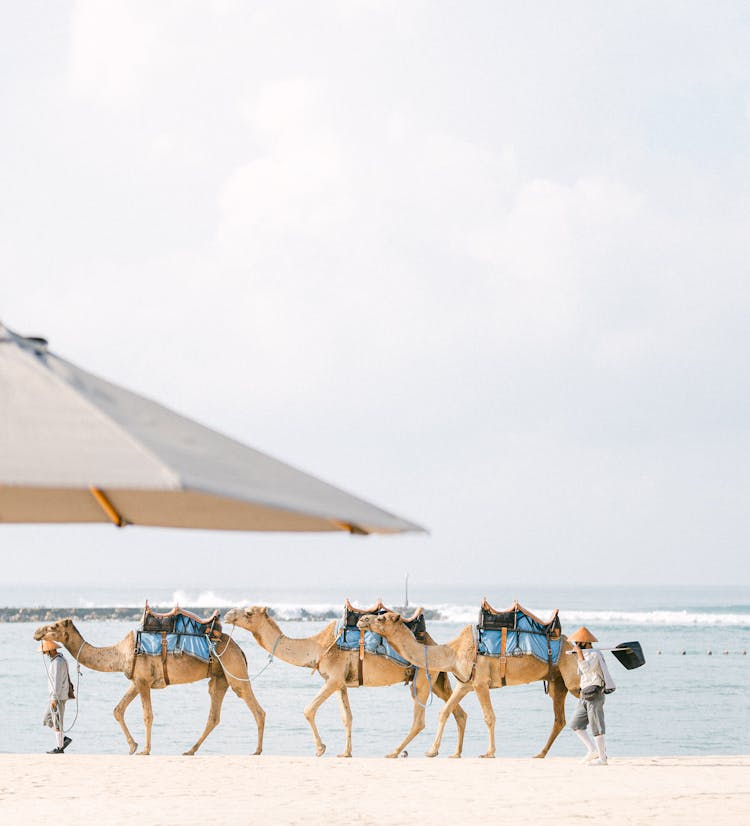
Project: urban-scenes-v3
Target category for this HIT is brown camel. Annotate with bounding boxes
[33,617,266,756]
[224,605,468,758]
[357,609,581,759]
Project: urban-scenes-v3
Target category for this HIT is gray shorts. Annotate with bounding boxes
[570,693,606,736]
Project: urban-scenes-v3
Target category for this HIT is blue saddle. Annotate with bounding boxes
[335,622,411,666]
[334,600,425,667]
[476,600,562,665]
[135,604,222,664]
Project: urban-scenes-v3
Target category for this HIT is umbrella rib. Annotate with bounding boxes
[330,519,370,535]
[89,487,126,527]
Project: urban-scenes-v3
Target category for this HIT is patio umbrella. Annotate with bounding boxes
[0,322,424,535]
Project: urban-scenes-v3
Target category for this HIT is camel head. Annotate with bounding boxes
[356,612,404,638]
[34,617,76,645]
[224,606,269,631]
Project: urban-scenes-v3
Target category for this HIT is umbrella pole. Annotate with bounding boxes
[89,487,125,527]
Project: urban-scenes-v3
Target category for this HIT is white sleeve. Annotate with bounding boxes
[596,651,616,691]
[48,658,60,700]
[49,657,69,701]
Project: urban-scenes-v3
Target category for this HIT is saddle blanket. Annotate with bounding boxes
[137,632,211,663]
[136,613,215,663]
[477,614,562,665]
[335,621,410,667]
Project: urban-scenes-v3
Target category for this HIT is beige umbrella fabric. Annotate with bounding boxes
[0,322,424,535]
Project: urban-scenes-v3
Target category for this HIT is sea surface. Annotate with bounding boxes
[2,584,748,758]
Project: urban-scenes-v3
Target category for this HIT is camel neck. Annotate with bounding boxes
[384,625,467,675]
[67,627,134,674]
[252,617,331,670]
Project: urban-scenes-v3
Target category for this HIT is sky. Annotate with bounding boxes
[1,1,749,594]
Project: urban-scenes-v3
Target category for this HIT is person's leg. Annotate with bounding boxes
[54,702,64,748]
[588,695,607,765]
[570,701,597,760]
[44,703,63,753]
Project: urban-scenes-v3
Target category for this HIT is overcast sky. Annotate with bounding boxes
[2,2,749,593]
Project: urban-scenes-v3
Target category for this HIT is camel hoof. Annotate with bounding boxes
[337,753,352,758]
[533,753,546,759]
[137,750,151,756]
[449,753,461,759]
[182,751,196,756]
[129,743,138,755]
[479,753,495,759]
[385,752,399,759]
[252,749,262,756]
[316,745,327,757]
[425,750,438,758]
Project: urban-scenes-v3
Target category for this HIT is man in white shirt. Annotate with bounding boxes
[40,640,73,754]
[568,626,616,766]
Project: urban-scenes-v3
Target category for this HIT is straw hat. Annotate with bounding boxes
[568,626,598,644]
[37,639,59,653]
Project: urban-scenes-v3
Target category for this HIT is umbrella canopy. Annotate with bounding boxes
[0,322,424,535]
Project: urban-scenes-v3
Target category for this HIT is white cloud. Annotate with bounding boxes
[67,1,162,106]
[219,78,352,261]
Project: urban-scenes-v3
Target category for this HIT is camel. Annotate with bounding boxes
[33,617,266,756]
[224,605,468,758]
[357,609,581,759]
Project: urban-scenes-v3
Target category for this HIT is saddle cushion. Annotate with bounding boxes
[335,621,410,666]
[141,605,221,636]
[136,606,220,664]
[477,603,562,664]
[136,631,212,663]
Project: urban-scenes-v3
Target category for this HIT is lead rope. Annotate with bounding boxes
[207,629,282,683]
[311,625,345,675]
[410,644,434,709]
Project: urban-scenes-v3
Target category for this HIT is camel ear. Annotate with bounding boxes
[260,606,268,615]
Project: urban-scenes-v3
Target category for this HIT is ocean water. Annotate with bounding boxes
[2,584,748,758]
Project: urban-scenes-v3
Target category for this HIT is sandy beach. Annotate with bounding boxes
[1,754,747,825]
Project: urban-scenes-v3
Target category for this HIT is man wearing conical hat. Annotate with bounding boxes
[39,639,73,754]
[568,626,616,766]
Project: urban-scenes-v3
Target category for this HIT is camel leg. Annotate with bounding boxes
[386,678,428,758]
[433,673,468,758]
[303,679,341,757]
[136,685,154,755]
[225,675,266,756]
[426,682,472,758]
[336,688,353,758]
[534,677,568,759]
[475,682,496,758]
[113,682,140,755]
[183,674,229,756]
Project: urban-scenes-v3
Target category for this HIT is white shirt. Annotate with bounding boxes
[578,649,616,692]
[47,654,70,702]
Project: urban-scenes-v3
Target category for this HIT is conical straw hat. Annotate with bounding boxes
[568,626,598,643]
[37,639,59,653]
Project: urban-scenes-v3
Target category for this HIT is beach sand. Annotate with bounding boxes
[1,754,747,825]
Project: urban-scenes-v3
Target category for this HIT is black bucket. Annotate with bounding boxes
[611,641,645,670]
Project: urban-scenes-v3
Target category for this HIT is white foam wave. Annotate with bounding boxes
[425,606,750,628]
[50,594,750,627]
[557,609,750,627]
